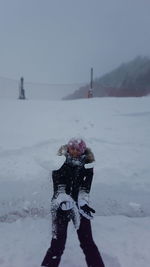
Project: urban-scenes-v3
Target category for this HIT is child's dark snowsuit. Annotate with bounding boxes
[41,146,105,267]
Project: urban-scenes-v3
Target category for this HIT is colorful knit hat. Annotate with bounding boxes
[67,138,86,154]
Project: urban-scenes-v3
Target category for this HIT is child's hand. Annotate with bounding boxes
[60,201,74,211]
[79,204,95,219]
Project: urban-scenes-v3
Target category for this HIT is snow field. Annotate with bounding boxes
[0,97,150,266]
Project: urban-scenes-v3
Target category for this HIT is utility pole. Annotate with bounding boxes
[88,68,93,98]
[19,77,26,99]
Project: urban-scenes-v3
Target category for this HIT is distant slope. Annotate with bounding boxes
[64,56,150,99]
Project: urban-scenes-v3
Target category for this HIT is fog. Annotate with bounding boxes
[0,0,150,97]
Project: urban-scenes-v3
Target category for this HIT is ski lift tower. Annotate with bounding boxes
[88,68,93,98]
[19,77,26,100]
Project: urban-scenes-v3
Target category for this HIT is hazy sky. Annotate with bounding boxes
[0,0,150,85]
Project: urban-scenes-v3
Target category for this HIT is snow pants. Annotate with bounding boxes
[41,211,105,267]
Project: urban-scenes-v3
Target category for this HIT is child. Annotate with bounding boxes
[41,138,105,267]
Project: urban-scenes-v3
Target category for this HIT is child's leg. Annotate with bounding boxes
[77,216,105,267]
[41,210,69,267]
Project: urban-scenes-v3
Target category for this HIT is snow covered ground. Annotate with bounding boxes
[0,97,150,267]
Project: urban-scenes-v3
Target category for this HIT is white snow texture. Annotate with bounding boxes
[0,97,150,267]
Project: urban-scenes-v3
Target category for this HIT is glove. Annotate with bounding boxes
[79,204,95,219]
[60,201,74,211]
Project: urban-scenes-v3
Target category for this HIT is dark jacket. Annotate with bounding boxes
[52,162,93,202]
[50,146,95,237]
[52,145,95,203]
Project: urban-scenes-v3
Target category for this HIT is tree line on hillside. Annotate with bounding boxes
[64,56,150,99]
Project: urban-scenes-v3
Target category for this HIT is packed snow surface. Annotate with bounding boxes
[0,97,150,267]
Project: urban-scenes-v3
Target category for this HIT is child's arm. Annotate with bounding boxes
[78,167,95,219]
[51,167,74,210]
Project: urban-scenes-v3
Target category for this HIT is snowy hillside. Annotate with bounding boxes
[65,56,150,99]
[0,97,150,267]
